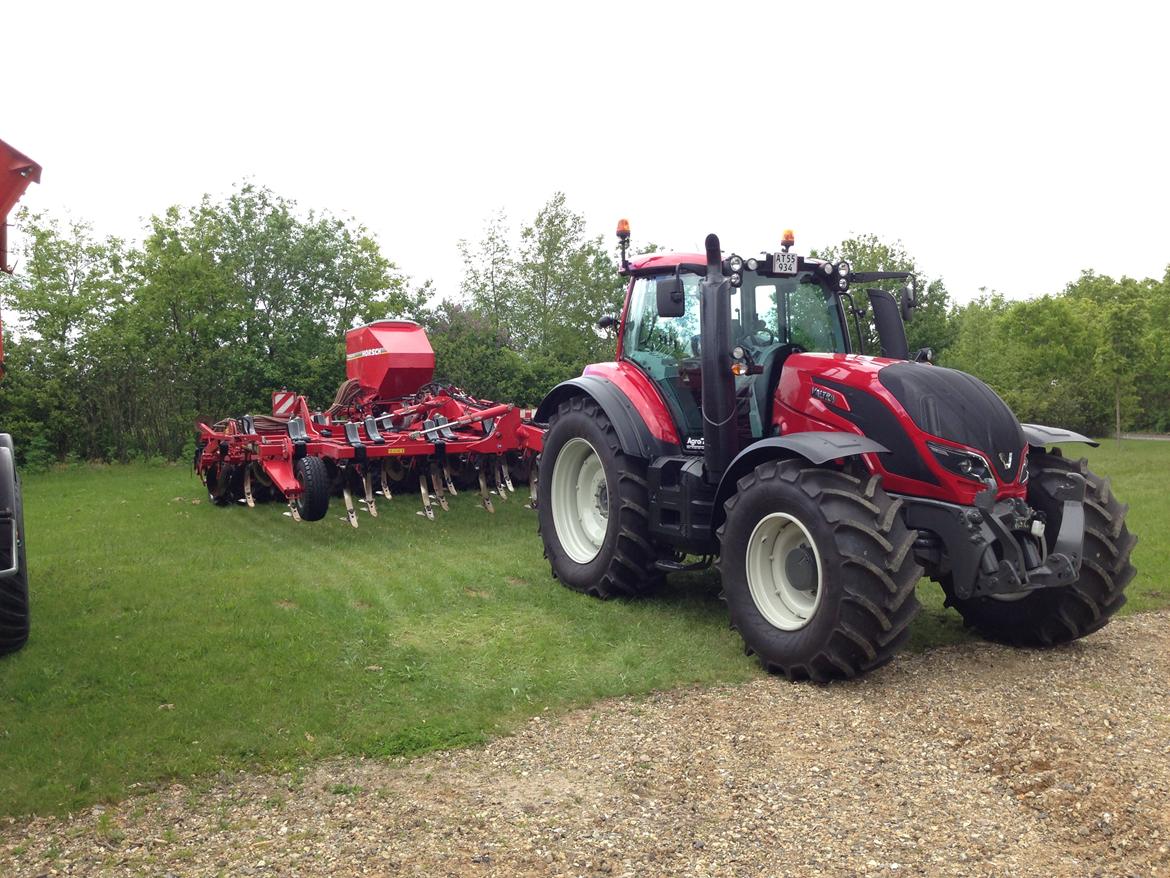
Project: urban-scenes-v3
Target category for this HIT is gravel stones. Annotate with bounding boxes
[4,613,1168,877]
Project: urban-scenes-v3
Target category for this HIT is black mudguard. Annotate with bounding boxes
[1022,423,1099,448]
[535,376,678,459]
[712,433,889,530]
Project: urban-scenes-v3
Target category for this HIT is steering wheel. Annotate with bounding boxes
[741,327,777,348]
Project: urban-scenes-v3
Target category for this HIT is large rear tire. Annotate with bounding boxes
[537,396,661,598]
[943,451,1136,645]
[0,448,29,656]
[294,456,330,522]
[717,460,922,681]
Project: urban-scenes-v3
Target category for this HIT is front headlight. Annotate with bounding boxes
[927,441,995,484]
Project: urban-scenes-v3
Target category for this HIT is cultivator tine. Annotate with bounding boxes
[342,485,360,528]
[362,471,378,518]
[443,461,457,495]
[494,457,508,503]
[502,458,515,494]
[429,463,449,512]
[418,473,435,520]
[528,457,539,509]
[477,460,495,513]
[244,466,255,508]
[380,460,394,500]
[287,500,302,522]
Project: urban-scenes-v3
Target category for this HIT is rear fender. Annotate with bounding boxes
[1021,424,1099,449]
[712,433,889,531]
[535,376,677,459]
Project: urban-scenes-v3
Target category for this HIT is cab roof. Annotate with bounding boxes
[628,252,705,273]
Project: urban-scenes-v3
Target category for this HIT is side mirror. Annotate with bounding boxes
[656,276,685,318]
[596,314,617,330]
[899,283,917,322]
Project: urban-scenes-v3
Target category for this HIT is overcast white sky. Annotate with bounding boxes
[4,1,1169,305]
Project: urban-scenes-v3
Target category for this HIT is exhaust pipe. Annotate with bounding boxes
[700,233,737,482]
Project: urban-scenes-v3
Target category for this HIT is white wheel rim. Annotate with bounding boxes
[745,512,823,631]
[550,437,609,564]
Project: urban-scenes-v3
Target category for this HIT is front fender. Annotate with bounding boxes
[1021,423,1099,449]
[712,433,889,531]
[535,376,678,459]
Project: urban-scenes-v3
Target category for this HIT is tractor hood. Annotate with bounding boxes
[876,361,1026,482]
[779,354,1027,486]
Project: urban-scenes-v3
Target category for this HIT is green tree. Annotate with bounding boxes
[1064,270,1150,437]
[0,185,425,462]
[812,234,956,359]
[132,184,423,452]
[946,293,1107,435]
[513,193,624,367]
[458,210,517,342]
[0,212,130,461]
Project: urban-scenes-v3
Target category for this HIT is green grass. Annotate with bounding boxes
[0,440,1166,817]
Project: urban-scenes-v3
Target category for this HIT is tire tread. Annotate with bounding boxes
[538,396,661,598]
[718,460,923,682]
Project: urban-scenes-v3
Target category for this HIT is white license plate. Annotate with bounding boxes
[772,251,798,275]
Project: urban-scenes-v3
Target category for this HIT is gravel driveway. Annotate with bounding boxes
[4,612,1169,877]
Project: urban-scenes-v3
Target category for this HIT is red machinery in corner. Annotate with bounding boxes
[0,136,41,655]
[195,320,544,527]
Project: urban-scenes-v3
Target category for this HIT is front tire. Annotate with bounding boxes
[718,460,922,681]
[943,451,1136,645]
[537,396,660,598]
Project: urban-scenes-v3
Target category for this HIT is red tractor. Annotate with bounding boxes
[0,136,41,655]
[535,225,1136,681]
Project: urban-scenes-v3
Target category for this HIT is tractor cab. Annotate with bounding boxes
[618,229,893,449]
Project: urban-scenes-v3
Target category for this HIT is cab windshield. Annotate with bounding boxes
[622,269,848,442]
